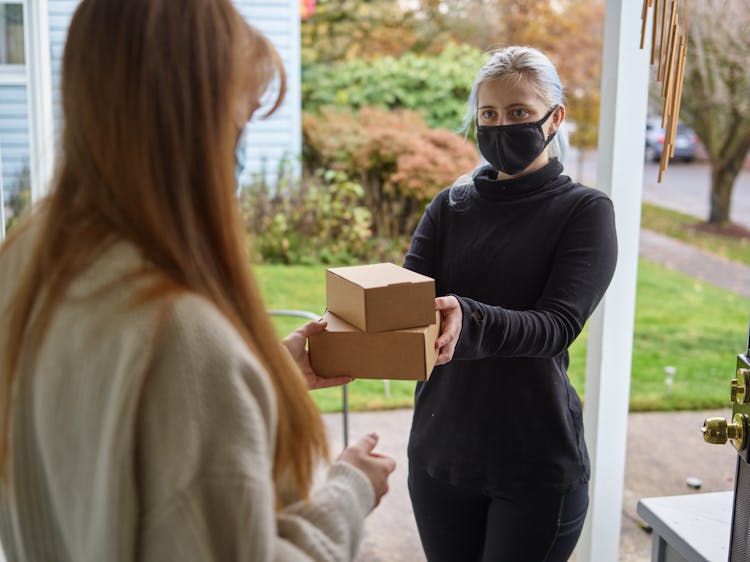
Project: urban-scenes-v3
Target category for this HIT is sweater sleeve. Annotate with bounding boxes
[453,196,618,360]
[136,295,374,562]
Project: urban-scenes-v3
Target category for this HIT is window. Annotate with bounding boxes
[0,2,24,66]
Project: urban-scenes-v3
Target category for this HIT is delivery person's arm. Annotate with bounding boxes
[436,196,617,362]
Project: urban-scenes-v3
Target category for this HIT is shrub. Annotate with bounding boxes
[241,169,373,265]
[302,107,479,238]
[3,165,31,234]
[302,42,486,131]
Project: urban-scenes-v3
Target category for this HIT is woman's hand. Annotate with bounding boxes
[282,320,354,390]
[434,296,462,366]
[338,433,396,510]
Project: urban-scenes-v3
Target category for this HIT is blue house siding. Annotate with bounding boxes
[235,0,302,183]
[47,1,77,136]
[43,0,301,185]
[0,1,300,201]
[0,84,29,201]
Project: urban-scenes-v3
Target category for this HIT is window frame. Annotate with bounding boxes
[0,0,26,85]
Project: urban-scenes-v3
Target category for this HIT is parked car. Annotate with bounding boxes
[645,118,699,162]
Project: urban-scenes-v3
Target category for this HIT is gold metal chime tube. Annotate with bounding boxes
[640,0,689,181]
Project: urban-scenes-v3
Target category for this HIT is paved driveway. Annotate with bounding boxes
[641,160,750,229]
[568,148,750,229]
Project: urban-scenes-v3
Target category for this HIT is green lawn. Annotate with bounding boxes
[256,260,750,413]
[641,203,750,265]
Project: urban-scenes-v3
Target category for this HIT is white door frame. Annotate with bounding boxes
[23,0,53,203]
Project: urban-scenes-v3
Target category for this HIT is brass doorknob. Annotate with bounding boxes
[702,415,746,450]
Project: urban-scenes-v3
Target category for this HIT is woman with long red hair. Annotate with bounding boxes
[0,0,394,560]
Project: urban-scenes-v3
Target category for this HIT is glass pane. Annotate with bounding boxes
[1,3,25,65]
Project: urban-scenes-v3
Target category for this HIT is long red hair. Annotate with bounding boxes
[1,0,328,498]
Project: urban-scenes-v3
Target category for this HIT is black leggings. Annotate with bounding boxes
[408,464,589,562]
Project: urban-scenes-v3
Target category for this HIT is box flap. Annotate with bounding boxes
[328,263,433,289]
[321,310,360,332]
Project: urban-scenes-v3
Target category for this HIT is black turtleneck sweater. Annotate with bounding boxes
[404,158,617,497]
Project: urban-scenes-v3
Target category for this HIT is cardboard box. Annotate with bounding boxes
[309,310,441,381]
[326,263,435,333]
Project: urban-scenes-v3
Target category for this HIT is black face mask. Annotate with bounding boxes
[476,106,558,176]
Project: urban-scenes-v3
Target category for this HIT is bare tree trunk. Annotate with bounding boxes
[709,160,740,224]
[361,172,383,237]
[678,1,750,225]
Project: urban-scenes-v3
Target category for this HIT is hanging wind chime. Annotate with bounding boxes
[640,0,689,182]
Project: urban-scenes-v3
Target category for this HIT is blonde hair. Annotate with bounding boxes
[463,46,569,162]
[1,0,327,500]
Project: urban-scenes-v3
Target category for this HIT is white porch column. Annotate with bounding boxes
[23,0,54,203]
[578,0,650,560]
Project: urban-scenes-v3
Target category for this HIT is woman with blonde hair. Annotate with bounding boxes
[0,0,394,560]
[405,46,617,561]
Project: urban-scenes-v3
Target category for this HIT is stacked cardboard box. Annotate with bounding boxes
[309,263,440,381]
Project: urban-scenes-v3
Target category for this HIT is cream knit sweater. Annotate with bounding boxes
[0,227,374,561]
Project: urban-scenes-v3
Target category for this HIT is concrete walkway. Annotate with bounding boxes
[322,407,737,562]
[639,229,750,298]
